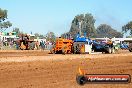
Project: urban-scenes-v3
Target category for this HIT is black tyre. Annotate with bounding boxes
[73,45,77,54]
[76,75,86,85]
[129,48,132,52]
[105,47,111,54]
[76,45,81,54]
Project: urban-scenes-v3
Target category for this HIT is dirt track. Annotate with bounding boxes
[0,50,132,88]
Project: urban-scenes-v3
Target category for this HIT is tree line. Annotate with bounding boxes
[1,8,132,42]
[61,13,127,39]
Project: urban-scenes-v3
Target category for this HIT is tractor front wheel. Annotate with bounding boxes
[111,48,115,54]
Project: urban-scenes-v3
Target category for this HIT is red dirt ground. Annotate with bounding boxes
[0,50,132,88]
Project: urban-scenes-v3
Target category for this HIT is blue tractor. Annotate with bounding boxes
[73,33,92,54]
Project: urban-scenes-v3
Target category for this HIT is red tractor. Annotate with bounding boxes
[18,34,35,50]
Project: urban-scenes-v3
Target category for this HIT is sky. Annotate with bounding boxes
[0,0,132,36]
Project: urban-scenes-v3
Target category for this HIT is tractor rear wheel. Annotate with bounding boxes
[129,48,132,52]
[76,45,81,54]
[62,46,67,55]
[106,47,112,54]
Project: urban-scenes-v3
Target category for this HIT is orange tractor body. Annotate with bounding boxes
[51,38,73,54]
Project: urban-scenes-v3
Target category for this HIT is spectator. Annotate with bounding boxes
[16,41,19,50]
[40,40,45,50]
[35,41,39,50]
[10,42,13,48]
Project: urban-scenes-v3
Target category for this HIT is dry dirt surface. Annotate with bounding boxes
[0,50,132,88]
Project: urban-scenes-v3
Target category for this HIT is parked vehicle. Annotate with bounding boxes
[120,43,128,50]
[92,39,116,54]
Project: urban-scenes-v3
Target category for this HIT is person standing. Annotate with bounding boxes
[36,41,39,50]
[40,40,45,50]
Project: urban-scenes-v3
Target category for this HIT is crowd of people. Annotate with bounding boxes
[0,40,53,50]
[35,40,53,50]
[0,41,14,50]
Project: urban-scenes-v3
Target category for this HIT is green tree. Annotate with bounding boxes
[96,24,123,38]
[39,34,45,39]
[81,13,96,37]
[67,13,96,39]
[61,32,72,39]
[34,33,45,39]
[34,33,40,39]
[12,27,21,36]
[0,8,12,32]
[0,8,7,22]
[122,21,132,36]
[46,32,56,43]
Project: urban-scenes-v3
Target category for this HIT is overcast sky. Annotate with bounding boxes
[0,0,132,36]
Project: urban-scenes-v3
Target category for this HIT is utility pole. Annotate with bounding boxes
[79,21,82,36]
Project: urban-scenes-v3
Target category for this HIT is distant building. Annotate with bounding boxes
[95,37,132,44]
[0,32,18,42]
[34,39,46,43]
